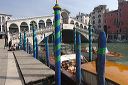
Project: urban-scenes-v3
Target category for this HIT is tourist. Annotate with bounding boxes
[4,34,8,49]
[8,40,12,50]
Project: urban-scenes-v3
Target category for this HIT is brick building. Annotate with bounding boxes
[104,0,128,42]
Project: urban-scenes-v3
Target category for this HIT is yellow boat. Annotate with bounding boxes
[81,61,128,85]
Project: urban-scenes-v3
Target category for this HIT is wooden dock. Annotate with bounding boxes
[13,50,55,85]
[81,61,128,85]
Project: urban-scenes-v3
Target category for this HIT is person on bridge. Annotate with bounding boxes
[8,40,12,50]
[4,34,8,49]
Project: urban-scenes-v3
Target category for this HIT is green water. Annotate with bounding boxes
[81,43,128,65]
[39,43,128,65]
[106,43,128,65]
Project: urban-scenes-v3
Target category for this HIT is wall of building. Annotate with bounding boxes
[0,14,11,33]
[118,1,128,40]
[104,0,128,41]
[75,13,89,26]
[104,10,118,41]
[90,5,108,33]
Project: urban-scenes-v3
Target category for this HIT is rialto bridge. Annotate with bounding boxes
[7,9,98,45]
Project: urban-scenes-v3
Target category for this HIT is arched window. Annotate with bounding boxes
[46,19,52,27]
[30,21,37,30]
[84,26,87,30]
[39,20,45,29]
[20,22,29,32]
[61,12,69,24]
[75,22,79,28]
[80,24,83,28]
[9,23,19,34]
[70,20,74,25]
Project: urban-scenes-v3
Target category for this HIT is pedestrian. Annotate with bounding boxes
[4,34,8,49]
[8,40,12,50]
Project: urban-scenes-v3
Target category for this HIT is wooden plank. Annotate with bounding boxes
[0,49,8,85]
[13,50,55,85]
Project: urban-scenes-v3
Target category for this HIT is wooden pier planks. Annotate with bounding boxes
[0,49,8,85]
[13,50,55,85]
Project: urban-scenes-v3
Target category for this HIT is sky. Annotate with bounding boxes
[0,0,118,18]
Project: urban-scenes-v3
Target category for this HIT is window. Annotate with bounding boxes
[92,16,95,19]
[92,12,95,14]
[98,25,101,28]
[93,21,95,24]
[98,19,101,23]
[98,14,101,18]
[98,10,101,13]
[120,29,121,32]
[119,13,121,17]
[104,20,106,23]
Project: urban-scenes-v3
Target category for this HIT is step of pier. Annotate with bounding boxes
[0,49,8,85]
[13,50,55,85]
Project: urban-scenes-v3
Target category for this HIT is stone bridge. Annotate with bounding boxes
[6,10,98,45]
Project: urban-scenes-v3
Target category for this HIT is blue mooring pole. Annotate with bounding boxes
[76,32,81,85]
[19,32,22,50]
[45,36,50,66]
[88,21,92,62]
[33,28,36,59]
[74,28,76,53]
[27,38,29,53]
[96,31,106,85]
[53,1,61,85]
[28,43,31,54]
[36,37,38,59]
[24,32,27,51]
[52,33,54,56]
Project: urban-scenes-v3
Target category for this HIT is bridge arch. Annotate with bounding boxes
[61,11,69,24]
[30,21,37,30]
[38,20,45,29]
[9,23,19,34]
[75,22,79,28]
[2,16,5,22]
[46,19,52,27]
[20,22,29,32]
[80,24,83,29]
[70,20,74,25]
[84,26,87,30]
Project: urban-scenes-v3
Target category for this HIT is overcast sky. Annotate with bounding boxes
[0,0,118,18]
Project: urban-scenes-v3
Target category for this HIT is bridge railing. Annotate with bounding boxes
[10,27,54,40]
[76,28,98,37]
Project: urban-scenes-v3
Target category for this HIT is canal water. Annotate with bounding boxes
[82,43,128,65]
[39,43,128,65]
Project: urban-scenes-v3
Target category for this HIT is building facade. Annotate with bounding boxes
[90,5,108,33]
[75,13,89,28]
[0,13,12,38]
[104,0,128,41]
[104,10,118,41]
